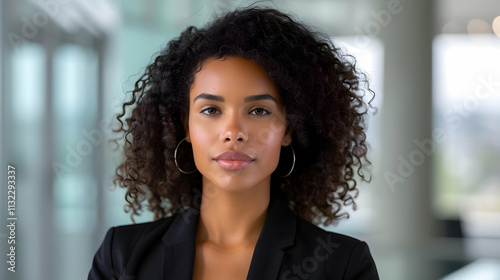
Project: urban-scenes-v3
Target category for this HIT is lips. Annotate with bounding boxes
[214,151,254,170]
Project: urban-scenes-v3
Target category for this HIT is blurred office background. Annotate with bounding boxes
[1,0,500,279]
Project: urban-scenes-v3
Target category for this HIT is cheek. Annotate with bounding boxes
[252,125,286,163]
[262,135,285,172]
[252,119,287,148]
[188,119,213,158]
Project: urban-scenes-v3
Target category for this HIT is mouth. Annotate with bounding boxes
[214,151,254,171]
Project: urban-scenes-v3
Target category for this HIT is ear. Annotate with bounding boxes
[281,128,292,146]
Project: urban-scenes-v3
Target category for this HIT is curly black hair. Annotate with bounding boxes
[112,7,374,226]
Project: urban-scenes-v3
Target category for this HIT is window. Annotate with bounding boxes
[433,35,500,242]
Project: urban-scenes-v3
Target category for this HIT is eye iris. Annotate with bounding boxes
[255,108,263,114]
[205,108,217,114]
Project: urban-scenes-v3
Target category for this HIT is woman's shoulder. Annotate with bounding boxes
[108,213,179,246]
[113,214,177,233]
[291,217,379,279]
[294,216,364,246]
[89,214,181,279]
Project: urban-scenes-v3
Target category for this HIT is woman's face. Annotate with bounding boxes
[187,56,291,193]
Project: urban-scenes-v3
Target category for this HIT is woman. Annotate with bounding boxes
[89,7,379,280]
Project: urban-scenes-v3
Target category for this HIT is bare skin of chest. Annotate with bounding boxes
[192,242,256,280]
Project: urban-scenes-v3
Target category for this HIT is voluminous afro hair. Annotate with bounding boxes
[113,7,374,226]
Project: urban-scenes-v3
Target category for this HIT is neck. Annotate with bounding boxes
[195,181,271,248]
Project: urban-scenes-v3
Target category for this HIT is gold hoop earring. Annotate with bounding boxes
[275,145,295,178]
[174,138,197,174]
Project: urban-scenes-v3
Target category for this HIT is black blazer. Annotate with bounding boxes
[88,193,379,279]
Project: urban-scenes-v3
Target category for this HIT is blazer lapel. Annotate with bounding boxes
[161,207,200,279]
[246,192,297,280]
[159,190,297,280]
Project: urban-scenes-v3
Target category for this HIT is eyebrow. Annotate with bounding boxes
[193,93,278,103]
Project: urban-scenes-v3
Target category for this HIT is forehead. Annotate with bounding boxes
[190,56,281,101]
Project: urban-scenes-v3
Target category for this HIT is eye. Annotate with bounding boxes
[200,107,220,115]
[250,108,270,116]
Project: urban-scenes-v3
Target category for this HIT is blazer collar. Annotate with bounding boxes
[161,190,297,280]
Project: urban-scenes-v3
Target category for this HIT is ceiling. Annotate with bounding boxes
[4,0,500,40]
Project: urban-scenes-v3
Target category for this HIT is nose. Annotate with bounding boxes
[220,112,248,143]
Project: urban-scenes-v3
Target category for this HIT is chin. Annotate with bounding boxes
[203,174,271,194]
[215,179,258,193]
